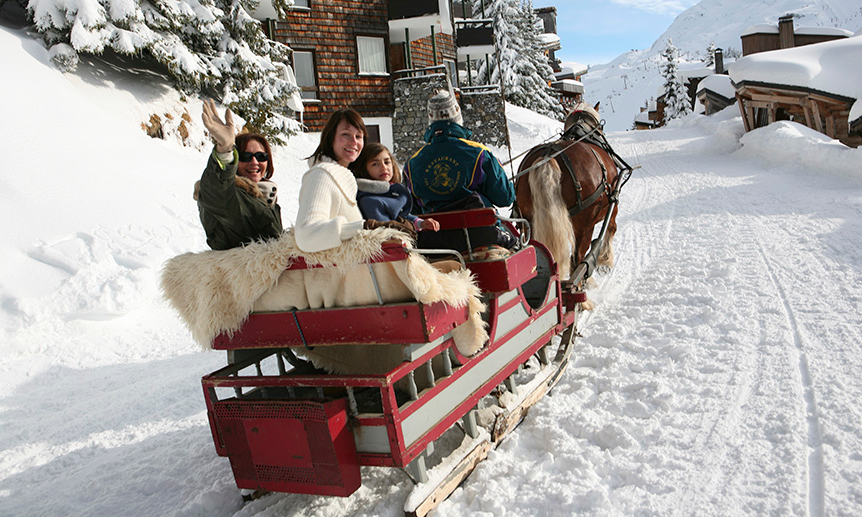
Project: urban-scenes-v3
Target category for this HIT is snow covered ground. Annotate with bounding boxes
[3,22,862,517]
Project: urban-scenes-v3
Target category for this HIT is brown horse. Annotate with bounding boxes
[515,102,619,309]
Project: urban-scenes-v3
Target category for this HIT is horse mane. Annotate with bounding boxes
[527,157,576,280]
[563,102,601,135]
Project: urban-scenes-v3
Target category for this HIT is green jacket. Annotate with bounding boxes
[197,148,283,250]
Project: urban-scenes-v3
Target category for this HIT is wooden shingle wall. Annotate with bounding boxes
[270,0,394,132]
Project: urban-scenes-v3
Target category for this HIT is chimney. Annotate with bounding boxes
[714,48,724,74]
[778,14,795,49]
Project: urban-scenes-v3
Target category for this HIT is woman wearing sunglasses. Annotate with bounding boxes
[196,99,283,250]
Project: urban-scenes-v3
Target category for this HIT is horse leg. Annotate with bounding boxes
[597,204,619,271]
[571,225,596,310]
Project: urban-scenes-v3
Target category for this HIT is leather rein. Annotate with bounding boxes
[517,138,610,218]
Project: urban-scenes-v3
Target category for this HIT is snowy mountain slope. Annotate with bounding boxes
[581,0,862,130]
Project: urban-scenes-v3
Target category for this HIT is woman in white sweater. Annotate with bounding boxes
[295,110,415,252]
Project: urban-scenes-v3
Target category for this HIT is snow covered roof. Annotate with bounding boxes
[538,33,561,50]
[560,61,588,76]
[796,27,854,37]
[551,79,584,94]
[634,111,653,124]
[696,74,736,100]
[741,23,779,36]
[741,23,854,38]
[681,66,714,80]
[728,35,862,120]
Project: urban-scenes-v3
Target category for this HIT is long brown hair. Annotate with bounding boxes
[352,142,402,183]
[236,133,274,179]
[309,109,367,163]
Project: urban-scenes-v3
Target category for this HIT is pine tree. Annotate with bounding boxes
[705,41,717,67]
[27,0,301,143]
[660,38,691,124]
[472,0,563,120]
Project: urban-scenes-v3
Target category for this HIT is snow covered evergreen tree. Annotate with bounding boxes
[660,38,691,124]
[471,0,563,120]
[27,0,301,143]
[705,41,717,67]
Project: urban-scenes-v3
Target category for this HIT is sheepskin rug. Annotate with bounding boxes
[161,228,488,371]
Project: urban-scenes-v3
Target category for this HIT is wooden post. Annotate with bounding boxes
[809,98,824,133]
[803,103,813,128]
[826,113,836,138]
[736,93,751,132]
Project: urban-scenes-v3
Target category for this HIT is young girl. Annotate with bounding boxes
[353,143,440,233]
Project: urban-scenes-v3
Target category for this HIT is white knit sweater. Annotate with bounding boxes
[294,156,365,252]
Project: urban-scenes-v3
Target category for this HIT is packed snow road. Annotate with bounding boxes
[432,115,862,517]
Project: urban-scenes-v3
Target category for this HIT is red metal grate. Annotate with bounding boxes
[212,399,360,496]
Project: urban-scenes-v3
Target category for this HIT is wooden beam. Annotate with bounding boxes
[746,102,757,129]
[737,95,751,132]
[749,92,807,104]
[809,99,824,133]
[826,114,836,138]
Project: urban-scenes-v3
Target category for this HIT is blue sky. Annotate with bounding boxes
[533,0,701,65]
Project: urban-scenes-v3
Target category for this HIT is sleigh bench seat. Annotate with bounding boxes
[211,300,469,350]
[212,239,470,351]
[416,207,538,293]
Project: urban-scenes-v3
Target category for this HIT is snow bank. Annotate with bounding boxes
[735,120,862,177]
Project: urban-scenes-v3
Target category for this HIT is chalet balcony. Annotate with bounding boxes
[388,0,454,43]
[455,19,495,58]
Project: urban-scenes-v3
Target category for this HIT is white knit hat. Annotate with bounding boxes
[427,89,463,125]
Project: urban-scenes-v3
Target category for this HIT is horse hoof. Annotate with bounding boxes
[580,299,595,311]
[597,265,611,275]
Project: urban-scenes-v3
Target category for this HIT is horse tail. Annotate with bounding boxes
[528,158,576,279]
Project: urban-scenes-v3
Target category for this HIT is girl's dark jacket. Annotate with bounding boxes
[355,178,419,225]
[195,148,283,250]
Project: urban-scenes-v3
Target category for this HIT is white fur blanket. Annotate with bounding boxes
[160,229,488,362]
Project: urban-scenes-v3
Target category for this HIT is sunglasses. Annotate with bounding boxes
[239,151,269,162]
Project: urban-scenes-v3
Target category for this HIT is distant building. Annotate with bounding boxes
[696,74,736,115]
[730,20,861,148]
[740,15,853,56]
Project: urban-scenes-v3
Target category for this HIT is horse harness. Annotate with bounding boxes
[519,141,611,218]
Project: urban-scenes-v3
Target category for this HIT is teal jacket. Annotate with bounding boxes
[404,121,515,214]
[196,148,283,250]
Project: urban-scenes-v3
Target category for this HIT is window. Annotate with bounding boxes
[293,51,317,100]
[293,0,309,7]
[357,36,387,75]
[365,125,381,144]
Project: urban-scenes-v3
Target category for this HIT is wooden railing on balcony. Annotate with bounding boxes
[388,0,439,20]
[455,19,493,48]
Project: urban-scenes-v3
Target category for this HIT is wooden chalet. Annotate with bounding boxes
[732,17,860,148]
[741,15,853,56]
[734,82,860,147]
[251,0,570,146]
[695,50,736,115]
[255,0,465,142]
[634,108,657,130]
[696,74,736,115]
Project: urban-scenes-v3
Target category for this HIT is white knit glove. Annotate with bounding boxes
[201,99,235,153]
